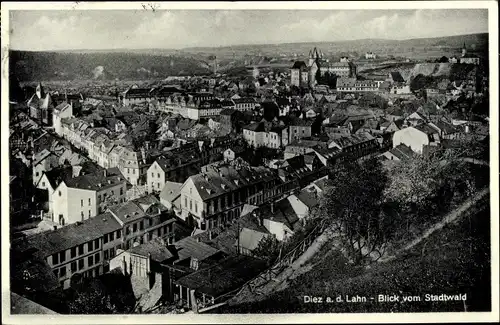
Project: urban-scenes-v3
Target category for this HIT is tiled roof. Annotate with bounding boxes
[390,71,405,83]
[189,163,278,201]
[174,255,268,297]
[14,212,121,258]
[108,195,164,224]
[414,124,439,135]
[128,238,174,262]
[63,170,126,191]
[174,236,219,262]
[388,144,416,161]
[232,97,256,105]
[159,181,183,203]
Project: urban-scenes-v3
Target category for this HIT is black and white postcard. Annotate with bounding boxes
[1,1,498,324]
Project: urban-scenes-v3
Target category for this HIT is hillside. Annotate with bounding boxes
[9,51,212,81]
[180,33,488,60]
[219,198,491,313]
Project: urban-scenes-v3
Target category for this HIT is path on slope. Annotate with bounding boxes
[379,186,490,263]
[230,227,339,305]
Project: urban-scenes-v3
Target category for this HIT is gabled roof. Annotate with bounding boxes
[128,238,174,262]
[159,181,183,203]
[390,71,405,83]
[387,144,416,161]
[291,61,308,69]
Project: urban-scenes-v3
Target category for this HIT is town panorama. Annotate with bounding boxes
[6,6,492,317]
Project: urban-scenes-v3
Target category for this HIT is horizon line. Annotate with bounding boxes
[9,31,488,53]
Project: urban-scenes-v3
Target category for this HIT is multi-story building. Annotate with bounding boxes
[336,78,379,92]
[27,83,54,126]
[233,97,257,112]
[290,61,309,87]
[289,119,314,143]
[52,102,74,136]
[108,195,178,250]
[242,122,288,149]
[186,99,223,120]
[52,169,127,226]
[147,147,204,193]
[327,133,380,160]
[179,160,283,231]
[12,195,185,289]
[119,147,150,185]
[12,212,122,290]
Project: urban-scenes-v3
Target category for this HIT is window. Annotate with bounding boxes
[71,261,77,272]
[88,241,93,251]
[52,253,59,265]
[111,190,114,196]
[81,211,84,221]
[103,234,109,244]
[78,259,84,270]
[110,232,114,241]
[78,244,84,255]
[59,251,66,263]
[126,226,130,235]
[120,187,124,195]
[110,248,116,258]
[94,239,99,249]
[95,253,100,263]
[157,173,160,178]
[88,210,91,217]
[140,221,144,230]
[189,200,192,210]
[104,250,109,260]
[157,228,161,237]
[60,266,67,278]
[53,269,59,278]
[195,202,198,213]
[148,232,153,241]
[88,198,91,206]
[133,223,137,233]
[59,191,62,197]
[88,255,94,267]
[116,230,121,239]
[132,169,135,174]
[71,247,77,258]
[36,172,39,177]
[42,181,45,187]
[185,197,187,207]
[81,199,84,207]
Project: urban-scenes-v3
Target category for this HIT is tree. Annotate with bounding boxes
[252,235,281,266]
[320,160,390,264]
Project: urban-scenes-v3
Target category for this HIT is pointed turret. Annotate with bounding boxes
[461,42,467,57]
[36,82,45,99]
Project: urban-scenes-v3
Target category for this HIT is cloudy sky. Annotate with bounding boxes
[9,9,488,51]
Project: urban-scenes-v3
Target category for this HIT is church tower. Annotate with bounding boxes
[461,43,467,57]
[36,82,45,99]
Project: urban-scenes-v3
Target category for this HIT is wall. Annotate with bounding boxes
[392,127,429,154]
[46,237,103,289]
[147,161,166,194]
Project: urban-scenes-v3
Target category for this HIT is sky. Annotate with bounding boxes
[8,9,489,51]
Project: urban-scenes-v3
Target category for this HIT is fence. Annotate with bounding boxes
[197,218,329,312]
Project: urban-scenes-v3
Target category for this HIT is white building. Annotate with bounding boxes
[52,170,127,226]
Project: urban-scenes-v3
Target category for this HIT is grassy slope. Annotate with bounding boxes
[220,199,491,313]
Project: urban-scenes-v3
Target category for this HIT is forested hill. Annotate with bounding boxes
[9,50,212,81]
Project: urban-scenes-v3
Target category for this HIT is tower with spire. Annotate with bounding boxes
[461,42,467,57]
